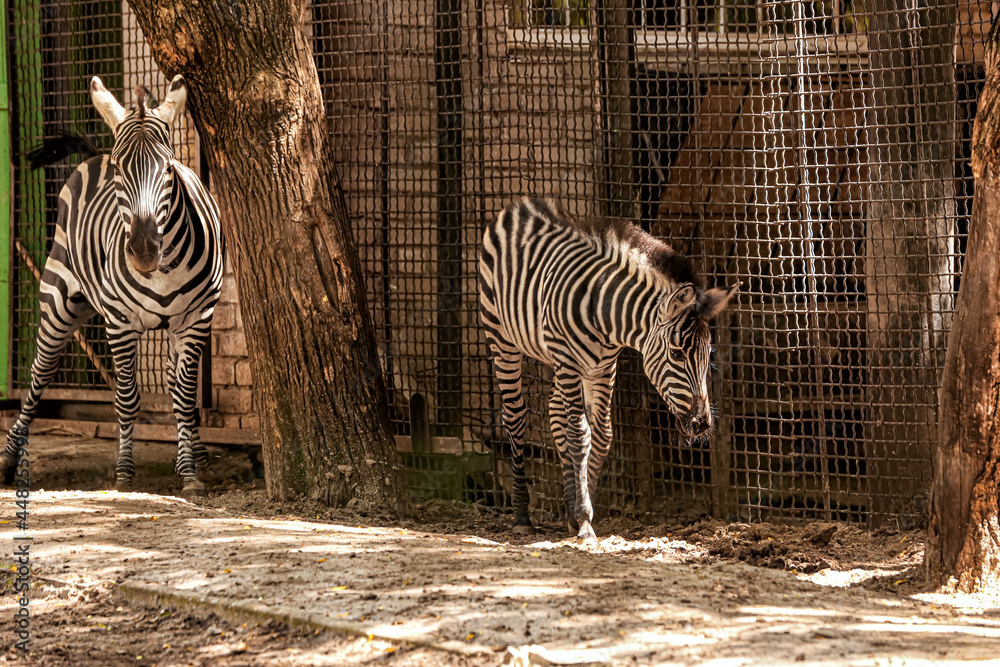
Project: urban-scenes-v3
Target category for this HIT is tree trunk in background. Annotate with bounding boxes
[863,0,956,526]
[126,0,405,512]
[926,14,1000,592]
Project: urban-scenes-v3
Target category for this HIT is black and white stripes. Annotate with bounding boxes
[479,196,738,540]
[1,75,223,498]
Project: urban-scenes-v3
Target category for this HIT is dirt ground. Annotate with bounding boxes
[3,436,1000,666]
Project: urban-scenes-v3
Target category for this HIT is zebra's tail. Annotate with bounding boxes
[26,133,99,170]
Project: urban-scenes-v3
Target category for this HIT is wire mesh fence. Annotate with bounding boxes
[7,0,990,527]
[9,0,199,399]
[316,0,985,528]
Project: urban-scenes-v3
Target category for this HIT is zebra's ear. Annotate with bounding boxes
[658,284,697,326]
[90,77,127,132]
[157,75,188,126]
[700,282,741,320]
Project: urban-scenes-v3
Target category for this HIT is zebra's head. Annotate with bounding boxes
[641,282,740,438]
[91,75,188,275]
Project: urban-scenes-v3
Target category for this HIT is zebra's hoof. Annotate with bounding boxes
[114,480,132,492]
[181,481,207,499]
[575,520,597,544]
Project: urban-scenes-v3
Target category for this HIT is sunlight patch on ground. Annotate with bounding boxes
[844,620,1000,637]
[796,566,909,588]
[491,583,579,599]
[915,588,1000,614]
[524,534,707,563]
[738,605,842,618]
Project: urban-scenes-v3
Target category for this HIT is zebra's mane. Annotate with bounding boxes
[537,198,706,296]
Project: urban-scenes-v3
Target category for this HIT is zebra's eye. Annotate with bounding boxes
[670,348,684,362]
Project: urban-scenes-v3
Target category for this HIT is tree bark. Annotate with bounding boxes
[863,0,956,526]
[125,0,405,511]
[926,14,1000,591]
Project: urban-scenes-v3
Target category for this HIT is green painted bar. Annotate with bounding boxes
[12,0,46,391]
[0,0,10,398]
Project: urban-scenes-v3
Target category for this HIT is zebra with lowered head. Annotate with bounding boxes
[478,196,738,541]
[0,75,224,498]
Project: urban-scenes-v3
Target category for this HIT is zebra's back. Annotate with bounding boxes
[479,197,618,369]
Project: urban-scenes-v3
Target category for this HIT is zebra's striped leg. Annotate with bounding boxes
[169,330,208,498]
[548,378,578,529]
[109,332,142,490]
[550,363,596,542]
[166,335,208,476]
[583,363,617,498]
[2,291,95,484]
[490,343,532,531]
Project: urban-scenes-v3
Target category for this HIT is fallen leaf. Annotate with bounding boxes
[317,558,326,563]
[331,585,348,591]
[223,569,232,574]
[465,633,476,642]
[530,552,540,557]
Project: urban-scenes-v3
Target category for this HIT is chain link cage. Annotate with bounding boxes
[9,0,199,401]
[9,0,988,527]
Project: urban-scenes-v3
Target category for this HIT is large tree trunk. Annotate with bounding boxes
[126,0,405,511]
[926,15,1000,592]
[863,0,956,526]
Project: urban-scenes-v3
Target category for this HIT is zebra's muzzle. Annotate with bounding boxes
[678,405,711,438]
[126,241,162,274]
[126,218,163,273]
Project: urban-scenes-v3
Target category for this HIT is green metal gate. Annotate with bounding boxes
[6,0,200,405]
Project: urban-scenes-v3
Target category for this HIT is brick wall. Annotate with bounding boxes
[205,257,258,433]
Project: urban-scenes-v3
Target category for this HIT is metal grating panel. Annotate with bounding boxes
[9,0,200,399]
[312,0,986,528]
